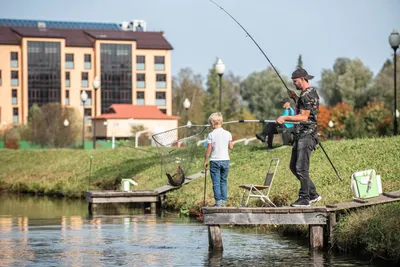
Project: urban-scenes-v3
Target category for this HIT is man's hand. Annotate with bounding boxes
[276,116,285,125]
[204,161,209,170]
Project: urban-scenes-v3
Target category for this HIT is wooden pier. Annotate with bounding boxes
[203,190,400,251]
[86,171,204,214]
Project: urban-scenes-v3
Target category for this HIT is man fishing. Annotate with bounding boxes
[276,68,322,207]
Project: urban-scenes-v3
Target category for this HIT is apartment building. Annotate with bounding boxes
[0,19,174,130]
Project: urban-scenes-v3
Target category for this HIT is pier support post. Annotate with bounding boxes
[327,212,337,247]
[208,225,223,252]
[309,225,324,249]
[150,203,157,214]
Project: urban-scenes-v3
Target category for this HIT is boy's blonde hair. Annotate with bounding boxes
[208,112,223,126]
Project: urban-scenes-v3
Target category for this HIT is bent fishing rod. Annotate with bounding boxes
[209,0,296,98]
[208,0,342,182]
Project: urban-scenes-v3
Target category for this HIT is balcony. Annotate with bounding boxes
[155,99,166,106]
[136,63,145,70]
[136,81,145,88]
[11,60,18,68]
[154,64,165,71]
[65,61,74,69]
[156,81,166,88]
[136,99,145,105]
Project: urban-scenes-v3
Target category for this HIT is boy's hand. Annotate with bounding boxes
[204,161,209,170]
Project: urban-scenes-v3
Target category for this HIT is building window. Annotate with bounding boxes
[13,108,18,123]
[84,108,92,124]
[11,52,18,68]
[65,90,70,105]
[136,91,145,105]
[155,92,166,106]
[65,72,70,87]
[81,90,92,106]
[84,54,91,69]
[0,70,2,86]
[159,109,167,114]
[154,56,165,71]
[81,72,89,87]
[11,71,18,86]
[136,73,145,88]
[156,74,166,88]
[12,89,17,105]
[65,54,74,69]
[136,56,145,70]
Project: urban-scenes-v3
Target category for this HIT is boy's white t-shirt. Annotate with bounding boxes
[207,128,232,161]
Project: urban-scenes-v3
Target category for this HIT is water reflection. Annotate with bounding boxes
[0,195,393,266]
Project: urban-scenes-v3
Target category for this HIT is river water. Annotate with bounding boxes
[0,195,391,266]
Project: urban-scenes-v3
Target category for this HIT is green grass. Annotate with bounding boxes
[0,136,399,261]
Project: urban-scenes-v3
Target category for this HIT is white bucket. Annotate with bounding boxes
[121,178,138,192]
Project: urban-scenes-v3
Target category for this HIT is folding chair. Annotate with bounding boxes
[239,158,279,207]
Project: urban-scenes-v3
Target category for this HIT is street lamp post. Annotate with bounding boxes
[328,120,334,140]
[92,76,101,148]
[215,58,225,112]
[183,98,191,125]
[389,29,400,135]
[81,91,88,149]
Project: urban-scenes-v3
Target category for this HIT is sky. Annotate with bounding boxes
[1,0,400,86]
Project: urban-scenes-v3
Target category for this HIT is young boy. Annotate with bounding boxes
[204,112,233,207]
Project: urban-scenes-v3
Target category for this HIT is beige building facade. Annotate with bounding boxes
[0,19,174,130]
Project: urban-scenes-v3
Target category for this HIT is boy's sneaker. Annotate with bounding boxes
[310,195,322,204]
[290,197,310,207]
[213,201,223,207]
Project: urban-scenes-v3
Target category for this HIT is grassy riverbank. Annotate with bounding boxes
[0,136,399,261]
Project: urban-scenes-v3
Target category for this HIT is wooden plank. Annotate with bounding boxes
[309,225,324,249]
[326,190,400,211]
[203,212,327,225]
[89,196,159,204]
[202,206,328,214]
[208,225,223,252]
[88,190,158,197]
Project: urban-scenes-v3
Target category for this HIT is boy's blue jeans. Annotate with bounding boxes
[209,160,230,202]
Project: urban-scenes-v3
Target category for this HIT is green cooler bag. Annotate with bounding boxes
[351,169,381,199]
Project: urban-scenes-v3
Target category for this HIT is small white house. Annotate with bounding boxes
[92,104,179,140]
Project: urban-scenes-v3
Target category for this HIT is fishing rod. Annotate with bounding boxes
[209,0,297,99]
[208,0,342,182]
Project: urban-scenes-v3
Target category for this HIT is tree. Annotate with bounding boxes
[203,59,243,122]
[330,102,353,138]
[29,103,80,148]
[372,55,400,111]
[172,68,206,125]
[319,58,374,108]
[240,67,292,119]
[359,101,392,137]
[296,54,303,69]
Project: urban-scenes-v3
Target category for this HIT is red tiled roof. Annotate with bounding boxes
[0,27,173,50]
[94,104,179,120]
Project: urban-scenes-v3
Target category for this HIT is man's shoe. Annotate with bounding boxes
[255,134,265,143]
[290,197,310,207]
[310,195,322,204]
[266,145,273,150]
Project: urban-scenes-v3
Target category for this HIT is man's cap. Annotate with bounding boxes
[291,68,314,80]
[280,97,291,104]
